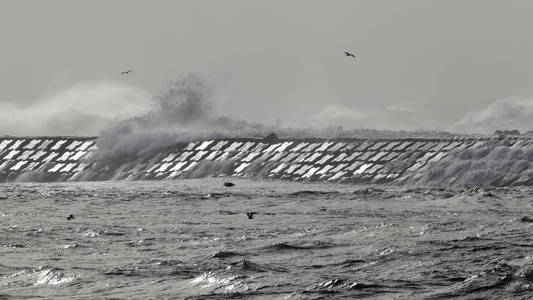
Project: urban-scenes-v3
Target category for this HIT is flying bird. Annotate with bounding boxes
[120,69,134,75]
[344,51,356,58]
[246,212,257,219]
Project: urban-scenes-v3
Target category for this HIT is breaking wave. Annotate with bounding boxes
[90,74,462,169]
[404,138,533,187]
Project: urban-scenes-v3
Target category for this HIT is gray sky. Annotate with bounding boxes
[2,0,533,135]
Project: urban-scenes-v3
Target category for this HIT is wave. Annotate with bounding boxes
[288,190,339,197]
[404,138,533,187]
[262,240,337,252]
[0,267,77,288]
[226,260,288,273]
[426,260,533,298]
[313,278,382,290]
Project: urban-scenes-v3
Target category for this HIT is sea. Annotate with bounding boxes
[1,178,533,299]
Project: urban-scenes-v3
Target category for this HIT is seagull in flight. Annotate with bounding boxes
[120,69,134,75]
[344,51,356,58]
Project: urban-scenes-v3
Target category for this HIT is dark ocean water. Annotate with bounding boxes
[1,179,533,299]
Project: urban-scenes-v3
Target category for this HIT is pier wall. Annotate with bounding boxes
[0,136,531,186]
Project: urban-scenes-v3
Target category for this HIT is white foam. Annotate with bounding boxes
[294,165,312,175]
[328,142,346,152]
[368,141,386,151]
[382,141,400,151]
[146,164,161,173]
[30,151,48,161]
[270,163,287,174]
[48,163,65,172]
[225,142,243,152]
[0,140,12,150]
[50,140,67,150]
[302,166,320,178]
[293,153,310,163]
[69,151,87,161]
[42,152,59,163]
[210,141,228,151]
[269,152,286,161]
[354,163,372,175]
[176,151,194,161]
[346,161,363,171]
[196,140,214,151]
[162,153,178,162]
[9,140,24,150]
[290,142,308,152]
[250,143,266,152]
[329,171,347,181]
[184,142,198,151]
[215,152,230,161]
[61,163,77,172]
[17,150,34,160]
[343,152,361,162]
[191,151,208,161]
[367,164,383,174]
[10,161,27,171]
[170,161,188,171]
[303,143,320,152]
[382,152,400,161]
[37,140,54,150]
[22,161,40,171]
[316,164,333,175]
[275,141,293,152]
[204,151,221,160]
[316,142,334,152]
[73,163,88,172]
[316,154,334,165]
[370,151,388,162]
[281,152,300,163]
[330,164,347,173]
[284,164,301,174]
[234,162,250,173]
[23,139,41,149]
[238,141,256,152]
[155,162,174,172]
[183,161,198,171]
[77,141,94,151]
[56,152,73,161]
[4,150,20,160]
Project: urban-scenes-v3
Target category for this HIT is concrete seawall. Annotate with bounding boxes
[0,135,531,186]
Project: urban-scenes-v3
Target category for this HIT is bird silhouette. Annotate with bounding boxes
[67,214,75,221]
[344,51,356,58]
[246,212,257,219]
[120,69,134,75]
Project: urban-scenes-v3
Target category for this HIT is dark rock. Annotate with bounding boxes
[519,216,533,223]
[264,132,278,141]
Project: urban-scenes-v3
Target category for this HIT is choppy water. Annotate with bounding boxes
[1,179,533,299]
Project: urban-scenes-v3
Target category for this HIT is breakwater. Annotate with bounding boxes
[0,135,531,186]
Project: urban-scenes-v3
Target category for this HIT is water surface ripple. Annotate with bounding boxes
[1,179,533,299]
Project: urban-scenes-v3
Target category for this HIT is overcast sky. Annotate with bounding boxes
[2,0,533,135]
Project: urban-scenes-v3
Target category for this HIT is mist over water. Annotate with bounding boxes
[0,82,151,136]
[93,74,273,164]
[92,74,467,166]
[452,93,533,134]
